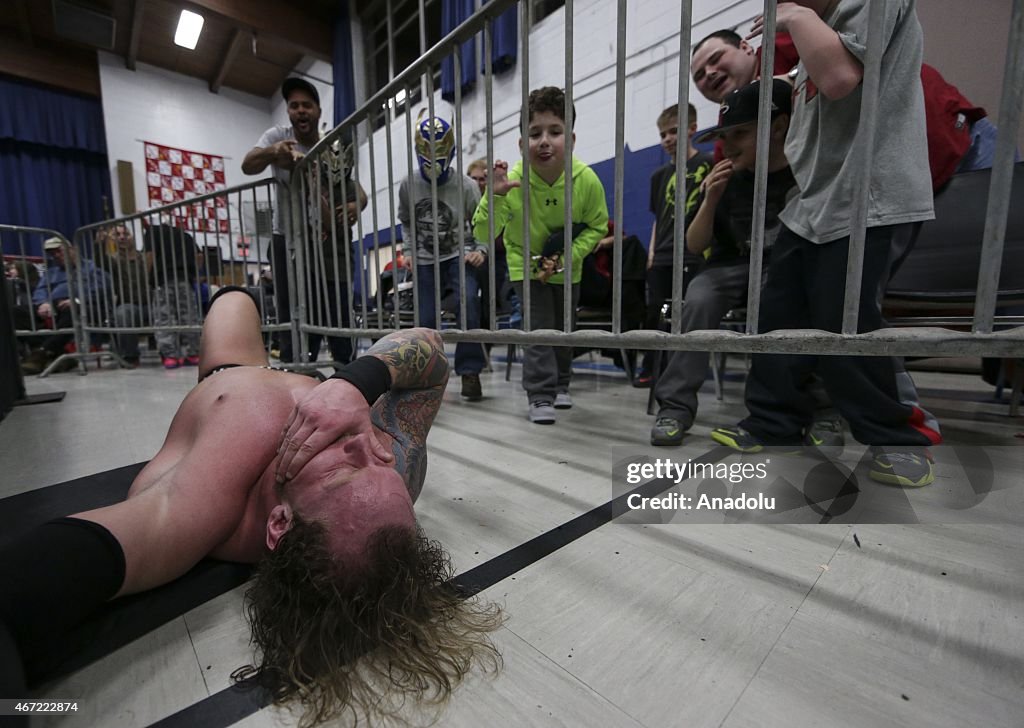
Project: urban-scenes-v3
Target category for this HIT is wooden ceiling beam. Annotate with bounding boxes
[126,0,145,71]
[0,34,100,96]
[209,26,245,93]
[186,0,332,61]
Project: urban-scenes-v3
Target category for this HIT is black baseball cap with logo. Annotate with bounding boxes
[693,78,792,144]
[282,77,320,106]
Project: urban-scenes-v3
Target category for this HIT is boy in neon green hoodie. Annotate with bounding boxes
[473,86,609,424]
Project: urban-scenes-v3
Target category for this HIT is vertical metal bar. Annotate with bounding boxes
[484,19,497,331]
[745,0,777,336]
[291,168,308,362]
[611,0,626,334]
[336,132,357,339]
[311,161,326,354]
[841,0,885,334]
[454,48,468,332]
[671,0,693,336]
[351,122,368,329]
[367,117,384,330]
[18,231,36,334]
[405,93,420,326]
[563,0,575,333]
[385,2,401,328]
[419,0,429,104]
[520,0,532,331]
[426,69,443,332]
[387,0,396,82]
[383,126,401,328]
[325,141,344,345]
[974,0,1024,334]
[69,235,86,369]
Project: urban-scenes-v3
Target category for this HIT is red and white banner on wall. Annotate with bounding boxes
[143,141,229,233]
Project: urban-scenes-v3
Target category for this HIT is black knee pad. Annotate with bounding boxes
[0,518,126,684]
[209,285,258,308]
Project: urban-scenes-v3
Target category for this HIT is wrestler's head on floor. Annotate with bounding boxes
[236,432,502,725]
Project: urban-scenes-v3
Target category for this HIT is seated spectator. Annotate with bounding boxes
[98,224,151,368]
[383,244,412,272]
[21,237,110,375]
[650,80,795,446]
[6,259,39,333]
[579,220,647,374]
[143,223,201,369]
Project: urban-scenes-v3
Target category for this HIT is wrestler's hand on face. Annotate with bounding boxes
[275,378,393,483]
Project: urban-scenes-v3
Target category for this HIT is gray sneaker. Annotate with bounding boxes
[529,400,556,424]
[554,392,573,409]
[804,418,845,457]
[650,416,686,446]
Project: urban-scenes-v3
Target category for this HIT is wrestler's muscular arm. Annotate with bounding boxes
[364,328,450,497]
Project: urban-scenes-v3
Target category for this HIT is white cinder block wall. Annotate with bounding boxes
[348,0,768,243]
[98,51,276,221]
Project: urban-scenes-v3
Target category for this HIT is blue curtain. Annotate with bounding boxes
[0,74,111,255]
[490,5,518,74]
[441,0,476,102]
[441,0,518,101]
[332,1,357,125]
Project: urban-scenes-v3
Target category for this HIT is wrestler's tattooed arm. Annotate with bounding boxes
[367,328,450,499]
[364,327,450,390]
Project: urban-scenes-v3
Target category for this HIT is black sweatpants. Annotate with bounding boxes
[739,224,941,447]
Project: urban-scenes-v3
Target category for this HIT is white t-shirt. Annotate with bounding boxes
[256,125,315,236]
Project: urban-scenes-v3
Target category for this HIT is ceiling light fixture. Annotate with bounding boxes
[174,9,204,50]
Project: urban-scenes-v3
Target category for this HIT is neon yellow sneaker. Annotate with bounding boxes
[710,426,765,453]
[869,451,934,487]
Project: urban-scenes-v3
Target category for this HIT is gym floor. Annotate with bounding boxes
[4,350,1022,728]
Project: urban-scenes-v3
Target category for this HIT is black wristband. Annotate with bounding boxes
[330,356,392,404]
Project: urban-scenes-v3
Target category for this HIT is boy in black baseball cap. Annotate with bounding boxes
[650,78,795,446]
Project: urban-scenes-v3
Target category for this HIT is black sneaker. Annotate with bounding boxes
[633,371,653,389]
[869,451,934,487]
[803,418,845,457]
[461,373,483,401]
[650,417,686,446]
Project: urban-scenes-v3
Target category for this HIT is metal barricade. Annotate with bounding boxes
[287,0,1022,365]
[1,225,88,377]
[71,178,280,370]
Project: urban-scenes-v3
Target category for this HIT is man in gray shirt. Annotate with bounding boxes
[711,0,943,487]
[242,77,366,364]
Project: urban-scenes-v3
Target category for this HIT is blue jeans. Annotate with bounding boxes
[415,259,485,375]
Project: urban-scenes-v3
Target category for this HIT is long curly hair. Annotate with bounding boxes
[232,516,502,726]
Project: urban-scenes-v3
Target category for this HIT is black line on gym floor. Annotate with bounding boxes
[148,447,733,728]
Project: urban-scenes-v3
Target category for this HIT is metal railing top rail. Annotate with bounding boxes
[296,0,520,167]
[0,225,71,244]
[307,324,1023,358]
[73,177,277,234]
